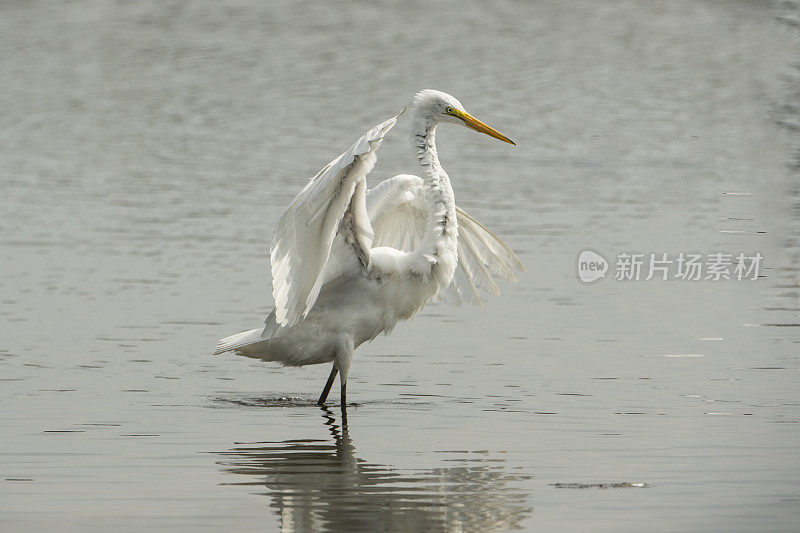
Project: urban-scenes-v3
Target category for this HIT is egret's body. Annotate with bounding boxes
[215,90,522,406]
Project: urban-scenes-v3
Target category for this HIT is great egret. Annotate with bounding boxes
[215,90,523,407]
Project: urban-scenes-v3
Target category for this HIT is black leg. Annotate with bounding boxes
[317,363,338,406]
[340,380,347,427]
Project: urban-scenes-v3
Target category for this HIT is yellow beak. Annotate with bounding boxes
[450,109,515,145]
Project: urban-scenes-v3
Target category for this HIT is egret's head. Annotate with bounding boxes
[410,89,515,145]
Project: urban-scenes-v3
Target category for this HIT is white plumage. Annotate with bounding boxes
[215,90,522,407]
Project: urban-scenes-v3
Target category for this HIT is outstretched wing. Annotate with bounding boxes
[367,174,525,305]
[271,115,399,327]
[367,174,428,251]
[439,207,525,305]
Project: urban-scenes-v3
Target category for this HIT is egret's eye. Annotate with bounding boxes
[445,107,453,114]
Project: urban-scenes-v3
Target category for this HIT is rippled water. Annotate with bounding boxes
[2,1,799,531]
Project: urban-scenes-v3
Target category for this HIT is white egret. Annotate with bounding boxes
[214,90,523,407]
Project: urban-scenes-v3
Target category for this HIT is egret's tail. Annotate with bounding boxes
[214,328,263,355]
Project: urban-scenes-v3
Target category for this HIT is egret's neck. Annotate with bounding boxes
[412,115,441,174]
[410,114,458,289]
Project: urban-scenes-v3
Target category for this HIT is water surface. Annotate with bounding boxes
[2,1,799,531]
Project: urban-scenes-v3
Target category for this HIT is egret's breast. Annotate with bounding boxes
[370,247,447,322]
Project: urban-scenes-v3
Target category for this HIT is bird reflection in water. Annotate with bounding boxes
[216,408,532,532]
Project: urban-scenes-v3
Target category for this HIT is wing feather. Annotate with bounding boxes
[367,175,525,306]
[271,115,399,327]
[367,174,427,252]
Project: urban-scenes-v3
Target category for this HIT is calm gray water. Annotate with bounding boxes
[2,1,799,531]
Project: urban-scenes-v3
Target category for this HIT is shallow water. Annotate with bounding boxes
[2,1,799,531]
